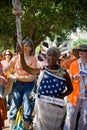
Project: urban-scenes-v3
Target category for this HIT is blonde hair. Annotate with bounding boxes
[2,49,13,59]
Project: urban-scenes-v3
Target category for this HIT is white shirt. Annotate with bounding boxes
[78,58,87,99]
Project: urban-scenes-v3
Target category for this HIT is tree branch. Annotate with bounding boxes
[35,25,54,45]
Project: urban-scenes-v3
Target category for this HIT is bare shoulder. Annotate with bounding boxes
[60,67,67,75]
[60,67,70,78]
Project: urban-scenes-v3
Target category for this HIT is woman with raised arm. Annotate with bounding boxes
[19,44,73,130]
[4,38,37,130]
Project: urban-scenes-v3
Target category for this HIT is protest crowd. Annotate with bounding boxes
[0,38,87,130]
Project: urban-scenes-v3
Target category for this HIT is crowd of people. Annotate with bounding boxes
[0,38,87,130]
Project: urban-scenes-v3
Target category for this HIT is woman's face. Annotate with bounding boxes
[47,51,58,67]
[79,50,87,59]
[5,51,12,60]
[24,43,33,54]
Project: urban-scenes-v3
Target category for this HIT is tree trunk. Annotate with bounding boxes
[12,0,24,44]
[15,15,22,44]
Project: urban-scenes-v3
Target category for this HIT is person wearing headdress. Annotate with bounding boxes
[64,44,87,130]
[18,45,73,130]
[35,42,49,68]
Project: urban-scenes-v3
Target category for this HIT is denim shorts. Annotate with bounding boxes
[9,80,35,122]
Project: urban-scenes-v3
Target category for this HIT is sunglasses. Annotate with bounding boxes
[5,53,11,56]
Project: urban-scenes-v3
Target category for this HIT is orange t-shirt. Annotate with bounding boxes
[61,56,77,70]
[68,60,80,106]
[5,54,37,83]
[11,55,37,77]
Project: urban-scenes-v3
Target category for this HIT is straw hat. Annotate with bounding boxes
[72,44,87,58]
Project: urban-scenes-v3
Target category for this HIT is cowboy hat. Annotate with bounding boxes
[73,44,87,58]
[77,44,87,51]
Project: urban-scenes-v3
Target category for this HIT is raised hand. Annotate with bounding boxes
[16,43,23,54]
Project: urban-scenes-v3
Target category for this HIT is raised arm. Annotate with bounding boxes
[17,43,40,75]
[20,53,40,75]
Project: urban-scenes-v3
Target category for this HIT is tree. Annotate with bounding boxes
[72,39,87,49]
[12,0,24,44]
[0,0,16,50]
[0,0,87,50]
[21,0,87,47]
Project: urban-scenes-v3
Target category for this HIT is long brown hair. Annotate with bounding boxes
[22,38,34,55]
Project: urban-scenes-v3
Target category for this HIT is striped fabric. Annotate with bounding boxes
[33,98,66,130]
